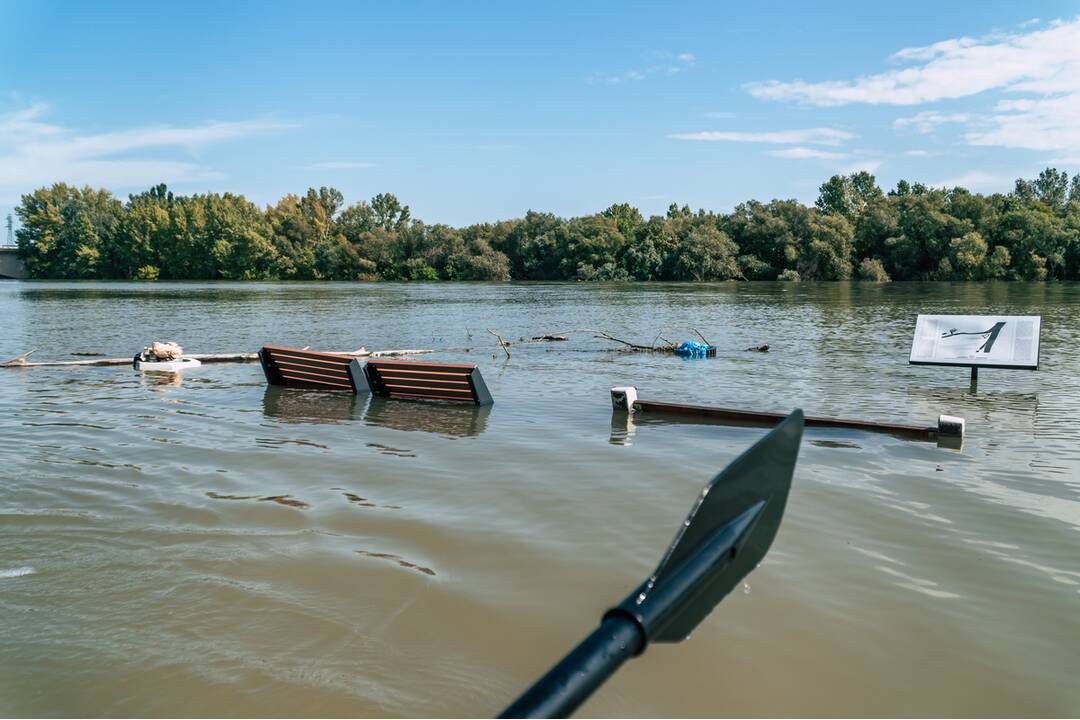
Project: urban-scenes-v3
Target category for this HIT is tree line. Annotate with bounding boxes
[14,168,1080,282]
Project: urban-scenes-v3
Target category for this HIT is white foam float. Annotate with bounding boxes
[133,357,202,372]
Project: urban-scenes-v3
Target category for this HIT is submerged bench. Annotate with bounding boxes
[259,346,493,404]
[364,359,492,405]
[259,345,367,393]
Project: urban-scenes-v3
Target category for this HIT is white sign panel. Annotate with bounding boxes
[909,314,1041,369]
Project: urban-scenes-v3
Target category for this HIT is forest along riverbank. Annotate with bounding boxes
[1,281,1078,716]
[12,168,1080,283]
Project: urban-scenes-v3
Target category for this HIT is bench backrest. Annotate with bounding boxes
[364,359,492,405]
[259,345,366,394]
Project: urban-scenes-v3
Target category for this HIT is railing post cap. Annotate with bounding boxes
[611,386,638,412]
[938,414,965,437]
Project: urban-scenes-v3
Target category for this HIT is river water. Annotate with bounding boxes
[0,281,1077,717]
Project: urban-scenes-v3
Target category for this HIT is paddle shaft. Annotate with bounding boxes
[499,615,644,718]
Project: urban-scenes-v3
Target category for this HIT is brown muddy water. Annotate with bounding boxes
[0,281,1078,717]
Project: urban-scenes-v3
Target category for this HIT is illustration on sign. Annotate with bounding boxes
[910,315,1041,369]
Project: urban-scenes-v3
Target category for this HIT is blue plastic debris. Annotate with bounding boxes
[673,341,714,358]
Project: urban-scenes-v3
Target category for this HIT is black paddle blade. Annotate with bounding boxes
[629,409,803,643]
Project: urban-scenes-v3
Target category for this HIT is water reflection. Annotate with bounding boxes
[139,370,184,388]
[262,386,362,424]
[362,396,490,438]
[262,387,491,438]
[609,411,637,446]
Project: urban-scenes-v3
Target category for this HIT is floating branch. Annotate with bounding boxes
[488,329,512,359]
[691,328,713,347]
[563,328,677,353]
[0,346,468,369]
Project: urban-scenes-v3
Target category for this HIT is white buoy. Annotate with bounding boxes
[610,386,638,412]
[134,357,202,372]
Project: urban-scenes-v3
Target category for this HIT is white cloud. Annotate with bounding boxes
[703,111,735,119]
[930,170,1011,190]
[588,51,696,85]
[965,92,1080,151]
[0,104,296,202]
[768,147,847,159]
[904,149,936,157]
[893,111,970,133]
[745,20,1080,105]
[840,160,883,174]
[306,161,376,170]
[743,17,1080,157]
[669,127,855,146]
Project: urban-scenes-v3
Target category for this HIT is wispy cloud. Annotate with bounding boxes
[703,111,735,119]
[768,147,847,159]
[744,19,1080,106]
[587,51,696,85]
[893,111,970,133]
[904,149,937,157]
[742,17,1080,157]
[669,127,855,146]
[0,103,296,201]
[930,170,1011,190]
[841,160,883,174]
[306,161,376,170]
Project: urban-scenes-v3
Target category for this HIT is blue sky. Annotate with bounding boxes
[1,1,1079,227]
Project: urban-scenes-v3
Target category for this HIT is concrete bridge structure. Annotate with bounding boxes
[0,247,28,279]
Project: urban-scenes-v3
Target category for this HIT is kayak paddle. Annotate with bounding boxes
[500,409,804,718]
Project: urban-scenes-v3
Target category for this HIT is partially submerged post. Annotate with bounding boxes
[909,314,1041,391]
[613,388,965,446]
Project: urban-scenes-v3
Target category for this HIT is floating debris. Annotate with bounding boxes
[356,550,435,576]
[810,440,861,449]
[365,442,416,458]
[343,492,377,507]
[206,491,310,509]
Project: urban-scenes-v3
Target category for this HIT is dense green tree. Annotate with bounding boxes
[800,214,854,280]
[13,168,1080,282]
[671,225,739,281]
[558,215,625,280]
[816,172,884,220]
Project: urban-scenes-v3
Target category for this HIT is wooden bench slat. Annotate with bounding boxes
[382,384,474,396]
[278,371,353,389]
[369,360,478,370]
[274,360,351,375]
[376,375,471,387]
[269,352,353,368]
[371,368,474,380]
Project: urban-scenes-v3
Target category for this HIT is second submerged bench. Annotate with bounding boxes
[364,359,492,405]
